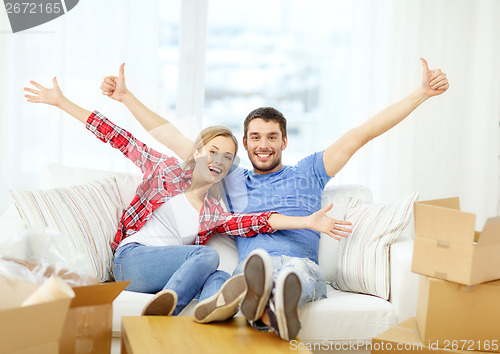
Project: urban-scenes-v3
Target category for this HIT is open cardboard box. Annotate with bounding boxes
[416,276,500,352]
[372,317,491,353]
[412,197,500,285]
[61,281,129,354]
[0,258,129,354]
[0,275,73,354]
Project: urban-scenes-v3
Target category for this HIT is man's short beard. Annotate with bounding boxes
[251,157,282,173]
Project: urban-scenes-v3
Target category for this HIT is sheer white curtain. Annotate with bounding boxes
[337,0,499,228]
[0,1,163,212]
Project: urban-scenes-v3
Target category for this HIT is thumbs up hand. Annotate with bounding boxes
[100,63,129,102]
[420,58,449,98]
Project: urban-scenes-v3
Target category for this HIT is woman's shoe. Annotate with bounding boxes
[141,289,178,316]
[193,274,247,323]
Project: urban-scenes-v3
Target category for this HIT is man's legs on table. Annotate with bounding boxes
[235,250,327,340]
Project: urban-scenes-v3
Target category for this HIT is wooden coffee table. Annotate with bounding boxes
[121,316,312,353]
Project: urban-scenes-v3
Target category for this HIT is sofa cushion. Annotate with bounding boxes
[297,285,397,342]
[332,192,418,300]
[318,185,372,282]
[9,177,123,282]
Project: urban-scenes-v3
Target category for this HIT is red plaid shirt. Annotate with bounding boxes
[86,111,275,251]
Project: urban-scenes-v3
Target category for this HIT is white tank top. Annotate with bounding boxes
[118,193,200,248]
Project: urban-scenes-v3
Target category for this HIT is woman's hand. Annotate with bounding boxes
[307,204,353,241]
[420,58,449,98]
[101,63,129,102]
[24,77,91,124]
[24,77,65,106]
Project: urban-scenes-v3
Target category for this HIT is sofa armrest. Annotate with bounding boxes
[389,237,419,323]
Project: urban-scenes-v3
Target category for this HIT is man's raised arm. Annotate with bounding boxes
[322,58,449,177]
[101,63,194,160]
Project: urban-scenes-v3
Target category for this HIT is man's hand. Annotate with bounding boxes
[420,58,449,98]
[101,63,128,102]
[24,77,65,107]
[307,204,353,241]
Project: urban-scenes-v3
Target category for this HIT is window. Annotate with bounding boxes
[203,0,353,167]
[158,1,182,114]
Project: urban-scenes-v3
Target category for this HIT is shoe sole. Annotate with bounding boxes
[193,274,247,323]
[275,270,301,341]
[240,249,273,321]
[141,290,177,316]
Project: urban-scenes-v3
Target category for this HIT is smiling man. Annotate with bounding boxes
[217,58,449,341]
[244,109,288,174]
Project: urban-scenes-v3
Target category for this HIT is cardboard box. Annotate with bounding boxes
[59,281,129,354]
[416,276,500,352]
[0,275,73,354]
[412,197,500,285]
[372,317,491,353]
[0,258,129,354]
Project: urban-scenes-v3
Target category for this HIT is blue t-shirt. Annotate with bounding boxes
[224,151,331,263]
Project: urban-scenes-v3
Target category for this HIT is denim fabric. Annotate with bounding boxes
[113,242,230,315]
[233,254,327,307]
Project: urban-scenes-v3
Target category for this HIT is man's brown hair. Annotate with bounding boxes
[243,107,287,139]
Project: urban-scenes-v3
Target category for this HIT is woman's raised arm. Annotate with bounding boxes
[101,63,195,160]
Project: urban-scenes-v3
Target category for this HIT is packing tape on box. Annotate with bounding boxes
[460,285,477,292]
[436,240,450,248]
[434,272,448,280]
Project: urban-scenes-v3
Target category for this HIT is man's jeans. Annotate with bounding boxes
[233,254,327,307]
[113,242,230,315]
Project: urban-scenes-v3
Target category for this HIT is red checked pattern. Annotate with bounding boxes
[86,111,275,251]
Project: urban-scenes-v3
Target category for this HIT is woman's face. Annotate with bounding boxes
[193,135,236,183]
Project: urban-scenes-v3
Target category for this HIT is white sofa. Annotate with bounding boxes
[0,163,420,351]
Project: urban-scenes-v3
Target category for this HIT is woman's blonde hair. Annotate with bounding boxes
[183,125,238,199]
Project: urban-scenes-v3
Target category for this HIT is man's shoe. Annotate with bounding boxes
[193,274,247,323]
[141,289,177,316]
[240,249,273,321]
[267,269,302,341]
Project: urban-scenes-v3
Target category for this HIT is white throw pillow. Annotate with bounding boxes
[9,177,123,282]
[318,184,373,282]
[332,192,419,300]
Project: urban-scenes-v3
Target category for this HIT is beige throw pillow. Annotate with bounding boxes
[10,177,123,282]
[332,192,419,300]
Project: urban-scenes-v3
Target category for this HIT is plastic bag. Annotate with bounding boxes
[0,227,97,287]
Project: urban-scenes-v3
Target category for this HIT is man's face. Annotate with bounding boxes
[243,118,287,174]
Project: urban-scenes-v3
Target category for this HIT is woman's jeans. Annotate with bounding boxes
[113,242,230,315]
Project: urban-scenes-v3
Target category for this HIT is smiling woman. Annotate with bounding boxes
[183,127,237,203]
